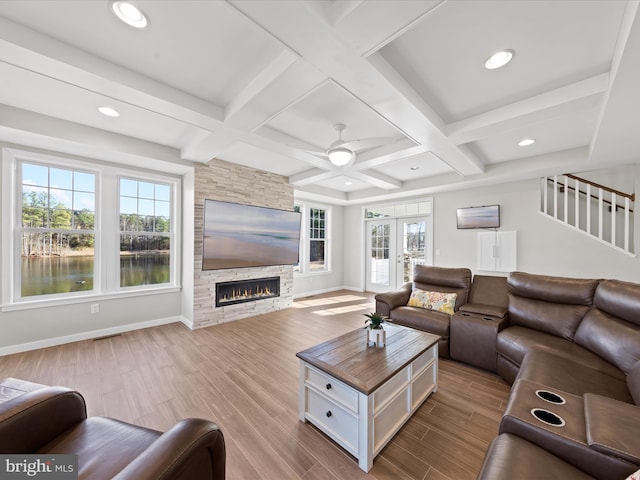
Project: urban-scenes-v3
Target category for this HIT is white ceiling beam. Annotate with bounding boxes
[229,0,484,178]
[345,147,591,204]
[304,0,364,27]
[0,105,192,174]
[589,1,640,164]
[348,170,402,190]
[447,73,610,145]
[351,139,425,170]
[289,168,338,186]
[224,50,299,123]
[0,18,225,127]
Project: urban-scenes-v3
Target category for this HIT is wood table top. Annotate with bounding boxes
[296,324,440,395]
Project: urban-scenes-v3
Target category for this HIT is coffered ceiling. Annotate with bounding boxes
[1,0,639,205]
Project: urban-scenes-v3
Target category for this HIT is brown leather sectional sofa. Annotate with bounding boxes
[376,267,640,480]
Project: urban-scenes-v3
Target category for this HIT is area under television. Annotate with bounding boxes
[202,200,301,270]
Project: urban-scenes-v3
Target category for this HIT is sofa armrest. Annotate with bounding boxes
[459,302,507,319]
[112,418,225,480]
[584,393,640,464]
[375,282,412,316]
[0,386,87,453]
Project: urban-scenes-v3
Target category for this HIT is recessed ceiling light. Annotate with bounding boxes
[518,138,536,147]
[111,1,148,29]
[345,181,353,185]
[98,106,120,117]
[485,49,514,70]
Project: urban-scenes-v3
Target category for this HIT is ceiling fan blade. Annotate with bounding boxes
[302,149,329,157]
[340,137,397,151]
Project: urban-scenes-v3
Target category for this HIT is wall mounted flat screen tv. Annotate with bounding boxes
[456,205,500,229]
[202,200,301,270]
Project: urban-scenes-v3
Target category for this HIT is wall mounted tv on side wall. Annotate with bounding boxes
[456,205,501,229]
[202,200,301,270]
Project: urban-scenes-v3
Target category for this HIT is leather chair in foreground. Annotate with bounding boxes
[0,381,225,480]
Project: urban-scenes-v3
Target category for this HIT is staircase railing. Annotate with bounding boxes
[541,174,635,255]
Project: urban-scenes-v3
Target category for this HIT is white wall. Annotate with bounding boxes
[434,174,640,282]
[293,203,346,297]
[341,167,640,287]
[0,142,186,354]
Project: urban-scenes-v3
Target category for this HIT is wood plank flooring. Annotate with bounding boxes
[0,291,510,479]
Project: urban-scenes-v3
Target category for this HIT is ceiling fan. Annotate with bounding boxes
[308,123,394,167]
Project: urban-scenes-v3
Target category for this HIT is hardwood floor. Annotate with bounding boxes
[0,291,510,479]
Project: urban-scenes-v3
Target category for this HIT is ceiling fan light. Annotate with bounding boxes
[328,147,353,166]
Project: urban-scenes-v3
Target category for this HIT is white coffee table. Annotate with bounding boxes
[297,324,439,472]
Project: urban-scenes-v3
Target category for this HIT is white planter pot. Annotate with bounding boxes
[367,328,386,347]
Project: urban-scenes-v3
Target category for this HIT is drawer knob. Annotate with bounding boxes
[326,410,332,418]
[326,383,332,390]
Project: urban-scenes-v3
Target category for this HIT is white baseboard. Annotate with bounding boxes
[0,316,181,356]
[179,315,194,329]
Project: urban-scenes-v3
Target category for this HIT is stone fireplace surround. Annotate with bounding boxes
[192,159,295,329]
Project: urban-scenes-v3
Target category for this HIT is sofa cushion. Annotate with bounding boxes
[575,308,640,375]
[407,288,457,314]
[574,280,640,374]
[497,326,625,381]
[390,306,450,336]
[477,434,596,480]
[584,393,640,465]
[507,272,599,340]
[412,265,471,310]
[591,279,640,327]
[516,350,632,402]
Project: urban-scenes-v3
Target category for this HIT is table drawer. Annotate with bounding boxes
[305,388,358,454]
[374,365,409,413]
[305,366,358,413]
[412,361,437,409]
[412,345,437,376]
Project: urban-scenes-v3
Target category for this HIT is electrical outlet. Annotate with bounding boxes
[91,304,99,314]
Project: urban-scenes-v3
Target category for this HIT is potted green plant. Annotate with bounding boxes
[364,312,386,347]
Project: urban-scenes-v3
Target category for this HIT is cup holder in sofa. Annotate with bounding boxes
[535,389,566,405]
[531,408,565,427]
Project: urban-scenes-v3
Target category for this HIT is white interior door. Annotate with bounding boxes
[365,220,396,293]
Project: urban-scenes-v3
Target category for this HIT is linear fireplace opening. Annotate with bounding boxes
[215,276,280,307]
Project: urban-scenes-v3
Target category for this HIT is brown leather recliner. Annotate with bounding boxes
[375,265,472,357]
[0,381,225,480]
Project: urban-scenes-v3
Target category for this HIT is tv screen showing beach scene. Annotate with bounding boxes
[202,200,301,270]
[456,205,500,229]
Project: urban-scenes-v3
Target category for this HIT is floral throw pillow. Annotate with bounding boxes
[407,288,457,315]
[626,470,640,480]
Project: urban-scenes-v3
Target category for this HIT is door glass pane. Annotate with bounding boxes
[370,223,390,285]
[402,221,426,283]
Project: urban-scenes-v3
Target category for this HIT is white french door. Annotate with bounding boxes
[365,216,432,293]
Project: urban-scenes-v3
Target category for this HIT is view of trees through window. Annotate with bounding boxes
[119,178,172,287]
[20,162,95,297]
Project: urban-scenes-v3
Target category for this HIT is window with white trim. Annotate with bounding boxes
[20,162,96,297]
[3,148,180,305]
[119,178,172,288]
[309,207,327,271]
[293,202,330,274]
